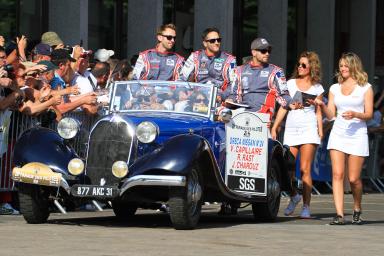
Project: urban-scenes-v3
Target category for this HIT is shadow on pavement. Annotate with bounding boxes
[46,209,304,229]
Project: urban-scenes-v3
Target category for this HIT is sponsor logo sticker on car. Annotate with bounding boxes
[225,112,269,195]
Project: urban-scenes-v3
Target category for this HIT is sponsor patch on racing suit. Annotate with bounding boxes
[229,62,292,120]
[132,48,184,81]
[179,50,236,100]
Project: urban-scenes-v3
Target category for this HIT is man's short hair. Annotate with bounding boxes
[92,62,110,78]
[51,49,75,67]
[157,23,176,35]
[201,27,220,40]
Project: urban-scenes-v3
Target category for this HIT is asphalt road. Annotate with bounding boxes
[0,194,383,256]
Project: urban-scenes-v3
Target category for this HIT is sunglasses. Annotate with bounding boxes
[162,34,176,41]
[257,49,271,54]
[205,38,222,44]
[297,62,307,69]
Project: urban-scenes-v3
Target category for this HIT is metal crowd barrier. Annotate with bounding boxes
[0,111,99,192]
[1,110,383,193]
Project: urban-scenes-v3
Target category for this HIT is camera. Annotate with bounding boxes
[80,50,92,58]
[3,64,14,72]
[63,45,74,55]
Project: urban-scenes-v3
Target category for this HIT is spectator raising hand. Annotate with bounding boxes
[16,35,28,61]
[0,35,5,47]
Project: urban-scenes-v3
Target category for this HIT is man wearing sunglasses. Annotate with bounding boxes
[132,23,184,81]
[179,27,236,100]
[230,37,293,121]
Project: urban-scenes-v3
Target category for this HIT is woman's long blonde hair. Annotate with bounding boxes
[291,51,322,85]
[336,52,368,86]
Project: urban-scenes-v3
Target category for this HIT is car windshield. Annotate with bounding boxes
[110,81,215,117]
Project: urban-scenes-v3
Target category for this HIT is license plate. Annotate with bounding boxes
[71,185,119,198]
[227,175,265,194]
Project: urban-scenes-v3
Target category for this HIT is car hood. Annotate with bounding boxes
[106,112,212,135]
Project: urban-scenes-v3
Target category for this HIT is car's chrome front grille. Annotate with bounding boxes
[86,120,134,186]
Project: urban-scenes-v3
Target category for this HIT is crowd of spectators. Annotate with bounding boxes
[0,31,136,214]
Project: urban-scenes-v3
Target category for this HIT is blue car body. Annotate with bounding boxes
[12,81,292,228]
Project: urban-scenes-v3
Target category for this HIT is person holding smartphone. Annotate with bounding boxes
[271,51,324,219]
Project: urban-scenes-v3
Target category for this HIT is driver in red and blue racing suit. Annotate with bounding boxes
[227,37,294,121]
[179,27,236,101]
[220,38,296,215]
[132,23,184,81]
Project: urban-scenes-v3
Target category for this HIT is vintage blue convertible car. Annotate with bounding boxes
[12,81,292,229]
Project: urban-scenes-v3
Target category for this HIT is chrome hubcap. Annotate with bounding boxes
[188,170,202,214]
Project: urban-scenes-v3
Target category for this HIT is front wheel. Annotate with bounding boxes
[18,183,50,224]
[252,161,281,221]
[168,166,203,230]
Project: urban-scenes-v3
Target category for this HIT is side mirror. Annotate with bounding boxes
[219,108,232,123]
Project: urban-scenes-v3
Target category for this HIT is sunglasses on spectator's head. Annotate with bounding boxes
[162,35,176,41]
[205,38,222,44]
[297,62,307,69]
[257,49,271,54]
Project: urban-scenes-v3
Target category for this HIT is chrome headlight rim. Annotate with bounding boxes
[67,158,85,176]
[136,121,158,144]
[57,117,81,139]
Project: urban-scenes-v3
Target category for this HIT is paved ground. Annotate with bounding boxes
[0,194,383,256]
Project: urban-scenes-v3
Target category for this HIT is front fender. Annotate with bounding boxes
[128,134,207,176]
[13,127,78,176]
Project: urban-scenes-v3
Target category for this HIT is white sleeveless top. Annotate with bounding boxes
[331,83,371,136]
[327,83,371,156]
[283,79,324,146]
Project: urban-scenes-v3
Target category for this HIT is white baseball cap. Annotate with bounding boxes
[94,48,115,62]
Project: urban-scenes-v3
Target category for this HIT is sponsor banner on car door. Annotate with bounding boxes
[225,112,268,196]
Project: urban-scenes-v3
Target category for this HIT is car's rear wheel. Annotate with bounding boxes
[252,161,281,221]
[18,183,50,224]
[112,200,137,220]
[169,166,203,230]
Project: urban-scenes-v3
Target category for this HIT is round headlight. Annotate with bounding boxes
[57,117,80,139]
[136,121,158,143]
[112,161,128,178]
[68,158,84,176]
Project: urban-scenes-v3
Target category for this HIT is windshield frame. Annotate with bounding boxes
[109,80,216,118]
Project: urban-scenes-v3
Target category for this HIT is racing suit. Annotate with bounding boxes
[179,50,236,98]
[132,48,184,81]
[230,62,292,120]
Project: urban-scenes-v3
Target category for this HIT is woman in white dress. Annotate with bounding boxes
[314,52,373,225]
[271,51,324,218]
